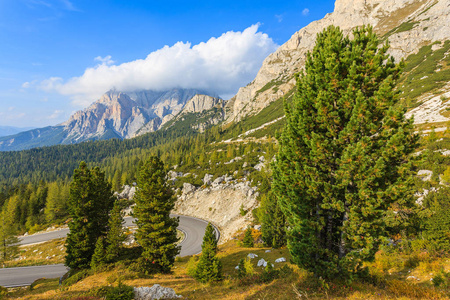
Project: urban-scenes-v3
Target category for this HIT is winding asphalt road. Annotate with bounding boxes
[0,215,218,288]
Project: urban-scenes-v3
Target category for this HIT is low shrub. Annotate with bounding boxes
[186,256,198,277]
[62,269,92,286]
[105,283,134,300]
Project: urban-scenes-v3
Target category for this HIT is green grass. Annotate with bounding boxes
[3,238,66,268]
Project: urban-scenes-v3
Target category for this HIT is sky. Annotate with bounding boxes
[0,0,335,128]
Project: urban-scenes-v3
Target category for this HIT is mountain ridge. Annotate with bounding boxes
[0,88,219,151]
[224,0,450,124]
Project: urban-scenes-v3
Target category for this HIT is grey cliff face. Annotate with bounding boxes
[225,0,450,124]
[61,88,215,142]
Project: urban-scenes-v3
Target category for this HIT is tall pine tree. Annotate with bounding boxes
[194,222,222,283]
[65,162,114,269]
[273,25,418,278]
[134,156,180,274]
[105,200,126,263]
[201,222,218,253]
[0,209,19,265]
[261,191,286,248]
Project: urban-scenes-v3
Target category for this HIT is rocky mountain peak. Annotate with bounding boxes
[60,88,217,142]
[225,0,449,124]
[181,94,223,115]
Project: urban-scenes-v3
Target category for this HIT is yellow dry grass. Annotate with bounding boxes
[4,240,450,299]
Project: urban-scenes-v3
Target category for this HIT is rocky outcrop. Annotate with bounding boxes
[225,0,450,123]
[174,176,259,242]
[134,285,181,300]
[180,94,223,115]
[62,91,147,141]
[167,94,226,133]
[405,85,450,125]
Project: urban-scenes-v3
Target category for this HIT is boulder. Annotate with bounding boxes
[203,173,214,185]
[134,284,181,300]
[182,183,196,195]
[257,258,267,267]
[275,257,286,263]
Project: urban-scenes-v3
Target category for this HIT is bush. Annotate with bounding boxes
[242,227,254,248]
[258,261,279,283]
[186,256,198,277]
[425,208,450,252]
[105,283,134,300]
[62,269,92,286]
[240,204,247,216]
[432,270,450,288]
[0,285,8,297]
[88,286,113,298]
[243,258,255,275]
[237,258,246,278]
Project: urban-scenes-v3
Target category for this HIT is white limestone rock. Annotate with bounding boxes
[257,258,268,267]
[134,285,181,300]
[182,183,196,195]
[417,170,433,182]
[203,173,214,185]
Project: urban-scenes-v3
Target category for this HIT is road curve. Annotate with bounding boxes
[1,215,218,287]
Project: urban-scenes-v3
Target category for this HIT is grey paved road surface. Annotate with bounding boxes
[1,215,218,287]
[0,265,69,288]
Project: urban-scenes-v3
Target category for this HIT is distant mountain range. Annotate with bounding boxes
[0,126,34,137]
[0,89,222,151]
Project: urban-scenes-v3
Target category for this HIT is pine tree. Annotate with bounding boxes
[91,236,107,270]
[134,156,180,274]
[272,25,418,278]
[237,258,246,278]
[202,223,218,253]
[242,227,254,248]
[112,170,122,192]
[194,223,222,283]
[65,162,115,269]
[105,200,126,263]
[0,210,19,265]
[261,191,286,248]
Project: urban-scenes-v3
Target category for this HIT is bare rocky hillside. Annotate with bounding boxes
[225,0,450,126]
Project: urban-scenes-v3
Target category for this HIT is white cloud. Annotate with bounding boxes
[36,24,278,106]
[275,14,283,22]
[94,55,114,66]
[60,0,78,11]
[48,109,64,119]
[302,8,310,16]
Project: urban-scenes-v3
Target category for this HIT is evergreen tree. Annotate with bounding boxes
[105,200,126,263]
[194,223,222,283]
[237,258,246,278]
[202,223,218,253]
[134,156,180,274]
[65,162,115,269]
[112,170,122,192]
[261,191,286,248]
[242,227,254,248]
[44,181,69,223]
[91,236,107,270]
[0,211,19,265]
[272,25,418,278]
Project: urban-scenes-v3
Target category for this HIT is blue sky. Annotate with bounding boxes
[0,0,335,128]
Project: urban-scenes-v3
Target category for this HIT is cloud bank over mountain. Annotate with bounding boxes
[34,24,278,106]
